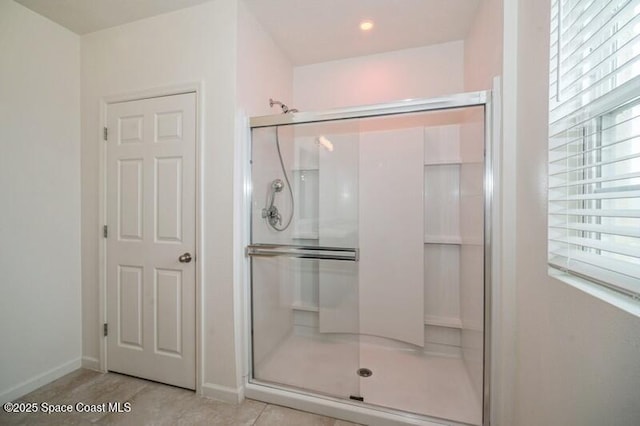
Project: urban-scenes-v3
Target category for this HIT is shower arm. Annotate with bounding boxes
[269,98,298,114]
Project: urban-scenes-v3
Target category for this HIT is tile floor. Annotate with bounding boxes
[0,369,360,425]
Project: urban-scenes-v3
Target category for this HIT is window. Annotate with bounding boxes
[548,0,640,299]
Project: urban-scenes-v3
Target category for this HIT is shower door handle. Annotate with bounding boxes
[246,244,359,262]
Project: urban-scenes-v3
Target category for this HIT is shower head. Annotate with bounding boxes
[269,98,298,114]
[271,178,284,192]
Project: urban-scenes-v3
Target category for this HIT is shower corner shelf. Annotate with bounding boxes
[424,158,462,166]
[291,167,320,172]
[424,315,462,329]
[424,235,462,245]
[460,238,484,246]
[291,302,319,313]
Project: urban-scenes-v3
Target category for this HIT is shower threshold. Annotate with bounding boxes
[247,378,478,426]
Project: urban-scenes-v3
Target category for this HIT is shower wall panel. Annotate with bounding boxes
[252,257,294,369]
[424,124,461,164]
[317,133,359,248]
[317,131,360,334]
[358,127,425,347]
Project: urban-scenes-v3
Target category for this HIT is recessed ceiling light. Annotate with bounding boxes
[360,20,374,31]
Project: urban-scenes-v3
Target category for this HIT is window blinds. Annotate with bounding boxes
[548,0,640,298]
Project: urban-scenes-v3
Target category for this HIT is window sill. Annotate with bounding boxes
[548,267,640,318]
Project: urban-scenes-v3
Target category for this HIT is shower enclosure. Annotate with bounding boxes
[245,91,492,426]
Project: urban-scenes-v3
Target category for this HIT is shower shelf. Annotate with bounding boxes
[291,303,319,312]
[291,167,319,171]
[461,238,484,246]
[424,315,463,329]
[424,159,462,166]
[424,160,485,166]
[424,236,485,245]
[424,235,462,245]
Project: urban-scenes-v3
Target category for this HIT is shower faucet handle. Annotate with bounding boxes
[269,210,282,227]
[262,205,282,226]
[262,206,276,219]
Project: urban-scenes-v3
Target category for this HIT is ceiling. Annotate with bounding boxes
[243,0,481,65]
[16,0,481,65]
[15,0,213,35]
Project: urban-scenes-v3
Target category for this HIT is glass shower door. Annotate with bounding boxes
[248,123,362,400]
[248,103,487,425]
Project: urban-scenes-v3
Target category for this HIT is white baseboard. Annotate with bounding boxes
[81,356,101,372]
[0,357,81,404]
[201,382,244,404]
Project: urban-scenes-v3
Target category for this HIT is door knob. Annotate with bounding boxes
[179,253,192,263]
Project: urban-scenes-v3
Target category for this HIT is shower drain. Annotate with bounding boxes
[357,368,373,377]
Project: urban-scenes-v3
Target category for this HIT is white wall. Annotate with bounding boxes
[508,1,640,425]
[464,0,503,92]
[293,41,464,111]
[0,0,81,403]
[236,0,293,116]
[80,0,243,401]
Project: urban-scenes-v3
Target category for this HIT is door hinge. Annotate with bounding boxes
[103,323,108,337]
[103,225,108,238]
[103,127,108,141]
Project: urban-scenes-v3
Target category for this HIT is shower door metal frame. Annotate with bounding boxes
[245,90,494,426]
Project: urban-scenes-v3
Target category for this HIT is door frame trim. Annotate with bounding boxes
[98,82,204,393]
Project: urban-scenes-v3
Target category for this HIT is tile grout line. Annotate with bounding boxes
[251,402,269,425]
[92,372,153,424]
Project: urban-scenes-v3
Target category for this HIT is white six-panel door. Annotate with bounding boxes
[106,93,196,389]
